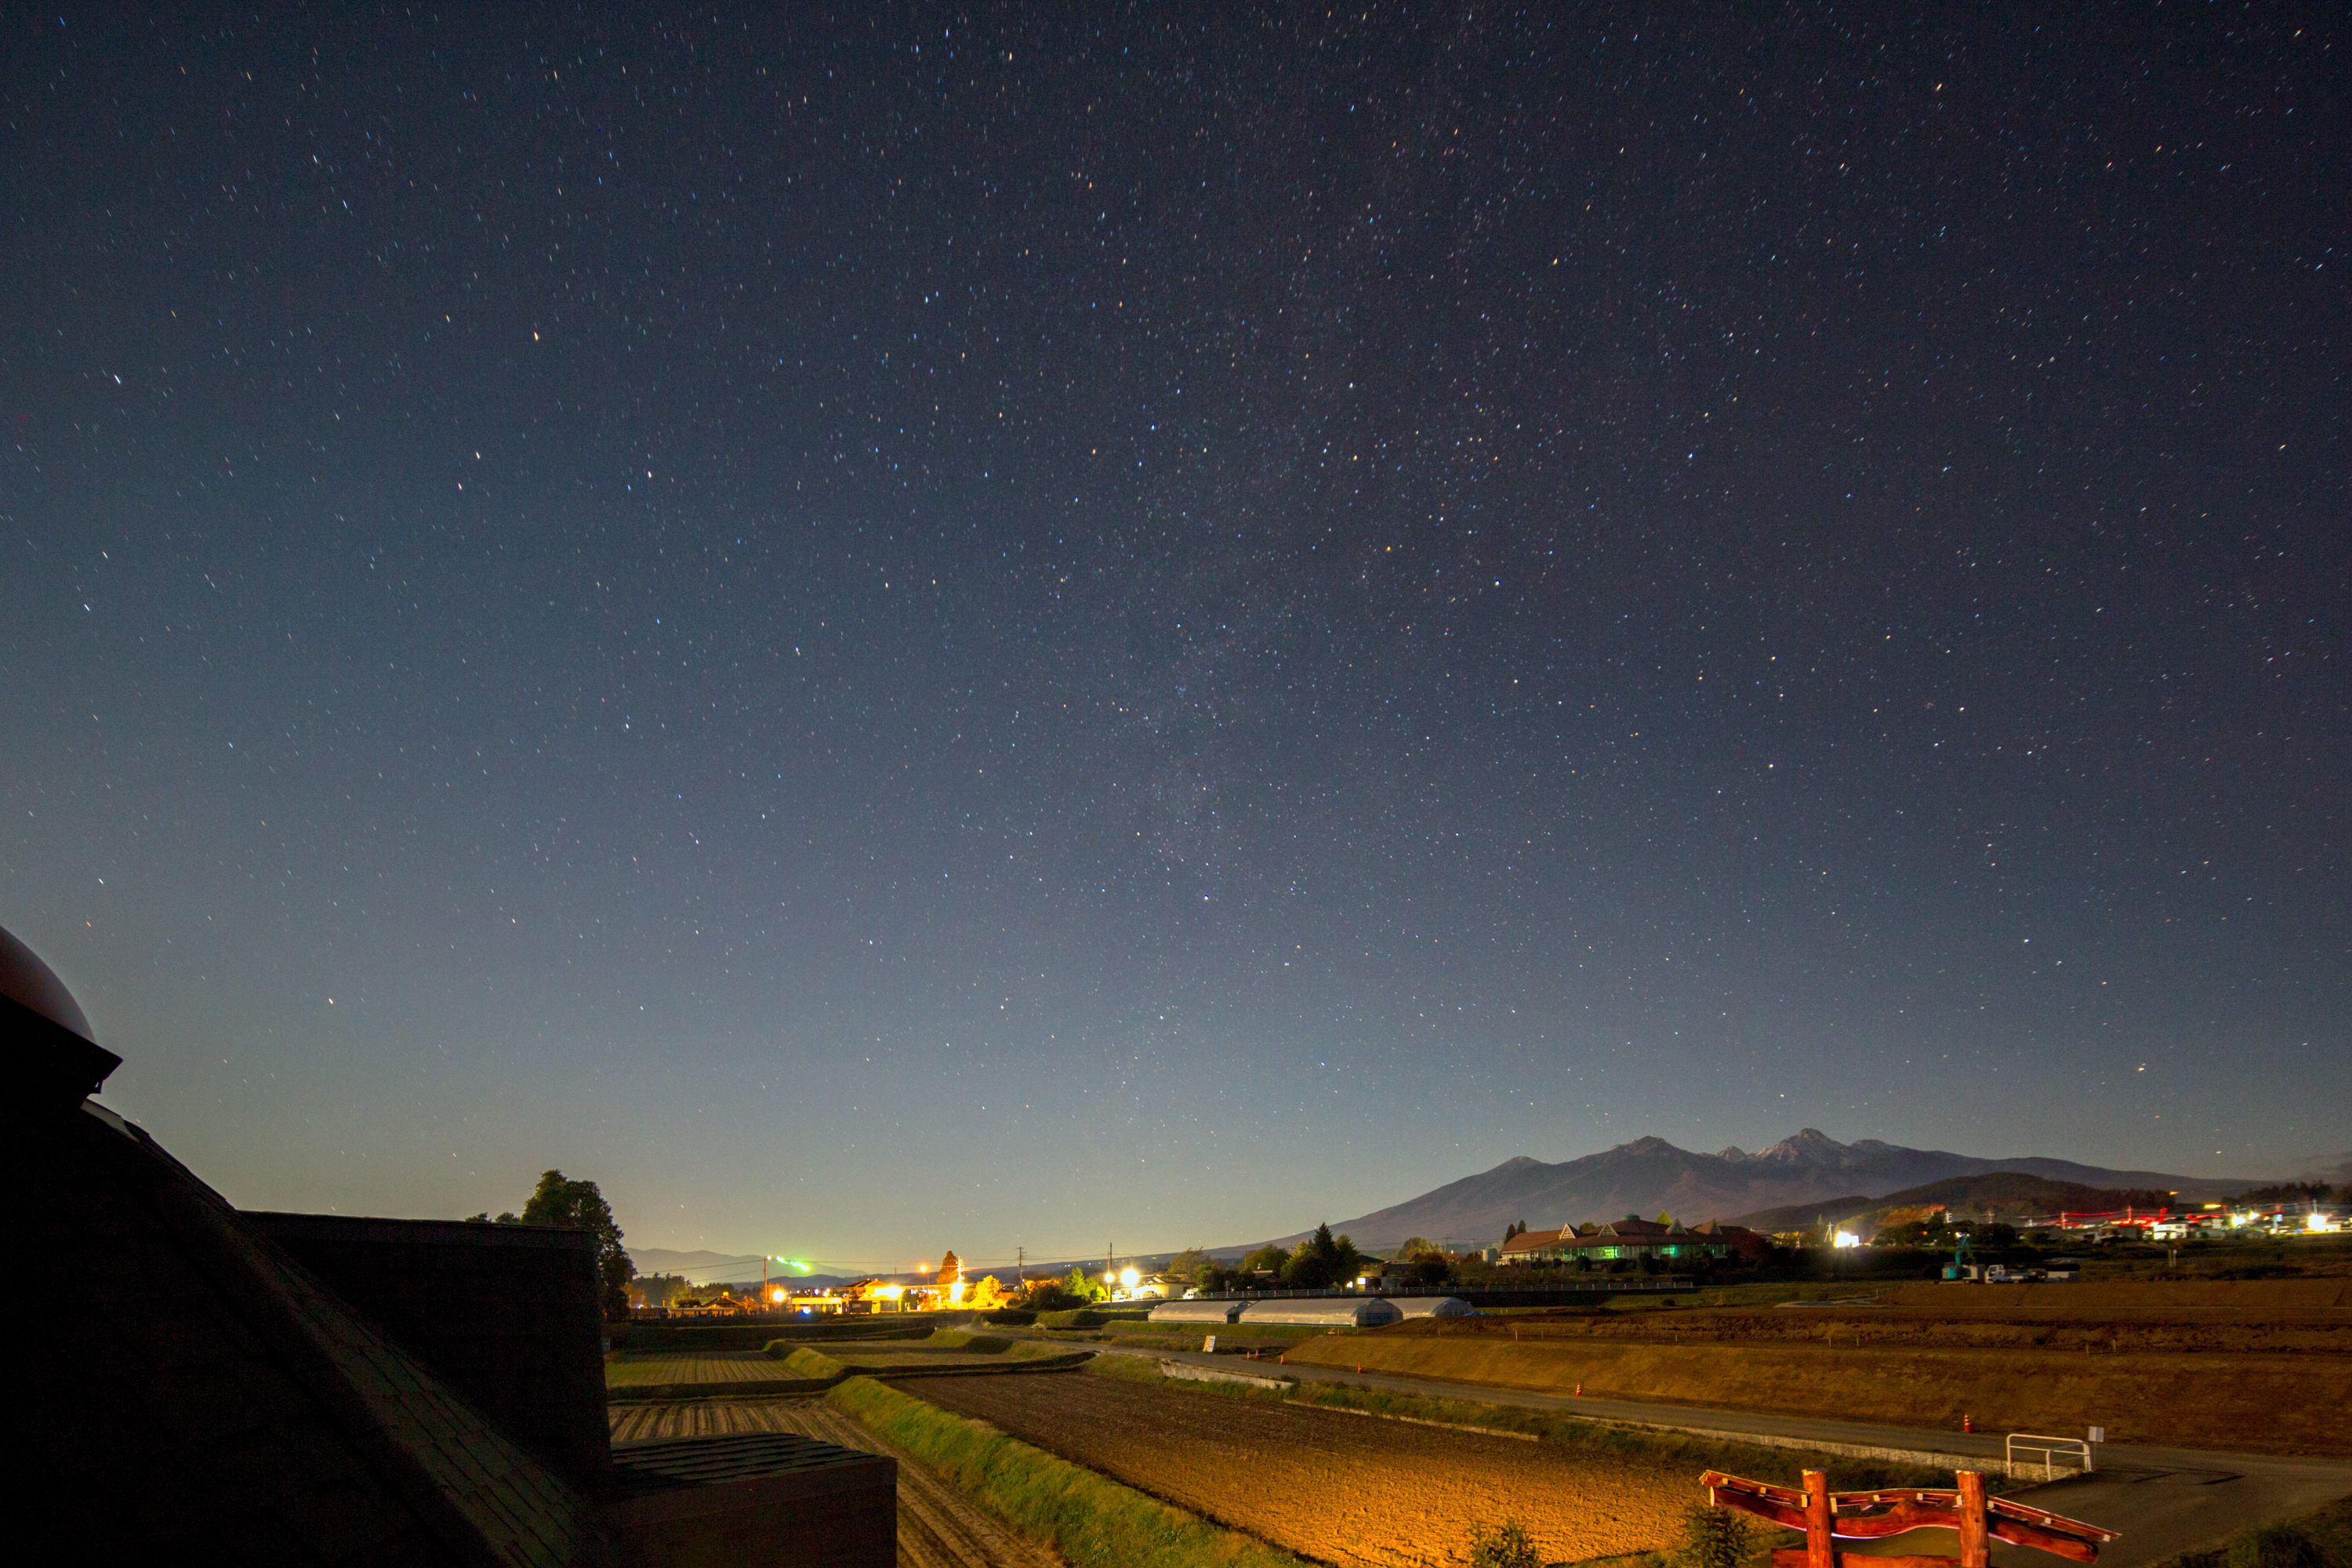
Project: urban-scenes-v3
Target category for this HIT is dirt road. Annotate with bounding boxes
[610,1398,1061,1568]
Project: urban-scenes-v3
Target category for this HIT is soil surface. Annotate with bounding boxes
[610,1397,1063,1568]
[1291,1329,2352,1452]
[898,1369,1696,1567]
[607,1351,815,1387]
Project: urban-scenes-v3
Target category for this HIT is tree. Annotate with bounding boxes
[633,1272,690,1309]
[515,1170,636,1318]
[938,1250,963,1290]
[1684,1505,1751,1568]
[965,1275,1009,1312]
[1283,1223,1365,1290]
[1394,1236,1439,1261]
[1017,1276,1082,1312]
[1166,1247,1216,1279]
[1240,1245,1290,1276]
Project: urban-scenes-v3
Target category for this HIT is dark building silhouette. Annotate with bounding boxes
[8,923,893,1566]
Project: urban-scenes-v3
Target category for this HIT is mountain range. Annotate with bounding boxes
[1260,1130,2274,1252]
[625,1247,850,1289]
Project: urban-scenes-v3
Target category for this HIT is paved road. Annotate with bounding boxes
[1091,1342,2352,1566]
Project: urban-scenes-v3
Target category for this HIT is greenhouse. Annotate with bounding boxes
[1146,1298,1249,1323]
[1236,1298,1403,1327]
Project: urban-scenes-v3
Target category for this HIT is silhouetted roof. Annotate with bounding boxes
[22,1067,608,1561]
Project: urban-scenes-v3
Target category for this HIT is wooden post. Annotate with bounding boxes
[1803,1469,1835,1568]
[1956,1470,1990,1568]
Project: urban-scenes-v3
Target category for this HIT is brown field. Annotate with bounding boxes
[1287,1280,2352,1453]
[898,1369,1699,1567]
[1474,1279,2352,1356]
[606,1351,819,1388]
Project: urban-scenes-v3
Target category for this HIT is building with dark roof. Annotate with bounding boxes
[1497,1215,1764,1265]
[8,922,893,1566]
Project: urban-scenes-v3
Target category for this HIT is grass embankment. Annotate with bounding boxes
[826,1375,1306,1568]
[2156,1492,2352,1568]
[1084,1355,1991,1495]
[1033,1306,1155,1329]
[765,1328,1073,1383]
[1290,1325,2352,1453]
[775,1345,851,1380]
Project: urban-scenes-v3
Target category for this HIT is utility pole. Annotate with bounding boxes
[1016,1247,1025,1283]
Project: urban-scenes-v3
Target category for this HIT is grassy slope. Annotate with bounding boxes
[768,1328,1069,1381]
[826,1376,1305,1568]
[1289,1326,2352,1452]
[2153,1490,2352,1568]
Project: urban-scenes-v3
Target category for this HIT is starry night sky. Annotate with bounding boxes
[4,8,2346,1269]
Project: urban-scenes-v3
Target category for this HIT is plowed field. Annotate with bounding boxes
[899,1370,1691,1566]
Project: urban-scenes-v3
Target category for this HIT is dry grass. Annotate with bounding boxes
[1288,1327,2352,1452]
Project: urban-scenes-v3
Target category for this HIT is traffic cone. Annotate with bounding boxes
[1576,1382,1584,1396]
[1356,1363,1363,1374]
[1962,1412,1974,1433]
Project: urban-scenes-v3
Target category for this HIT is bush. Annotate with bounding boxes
[1683,1505,1751,1568]
[1466,1520,1540,1568]
[2227,1524,2328,1568]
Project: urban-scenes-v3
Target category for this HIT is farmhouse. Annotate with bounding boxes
[1499,1216,1762,1265]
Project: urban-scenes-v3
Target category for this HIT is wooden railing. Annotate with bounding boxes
[1702,1467,2118,1568]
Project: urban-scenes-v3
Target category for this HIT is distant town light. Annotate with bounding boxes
[1120,1267,1141,1287]
[1832,1231,1861,1249]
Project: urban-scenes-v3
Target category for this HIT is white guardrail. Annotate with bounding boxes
[2006,1432,2094,1480]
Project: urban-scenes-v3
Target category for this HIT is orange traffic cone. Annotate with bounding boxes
[1575,1381,1584,1396]
[1962,1412,1974,1433]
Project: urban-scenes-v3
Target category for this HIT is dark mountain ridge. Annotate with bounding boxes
[1730,1171,2180,1236]
[1258,1131,2271,1252]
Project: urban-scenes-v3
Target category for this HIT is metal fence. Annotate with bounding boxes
[2005,1432,2095,1479]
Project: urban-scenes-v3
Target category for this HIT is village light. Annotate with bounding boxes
[1120,1268,1140,1287]
[1833,1232,1861,1249]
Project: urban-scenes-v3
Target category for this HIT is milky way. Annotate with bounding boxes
[3,8,2344,1265]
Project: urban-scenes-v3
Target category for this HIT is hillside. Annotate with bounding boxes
[1257,1130,2270,1252]
[1730,1171,2178,1236]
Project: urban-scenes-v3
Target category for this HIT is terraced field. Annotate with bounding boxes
[606,1350,816,1388]
[612,1397,1062,1568]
